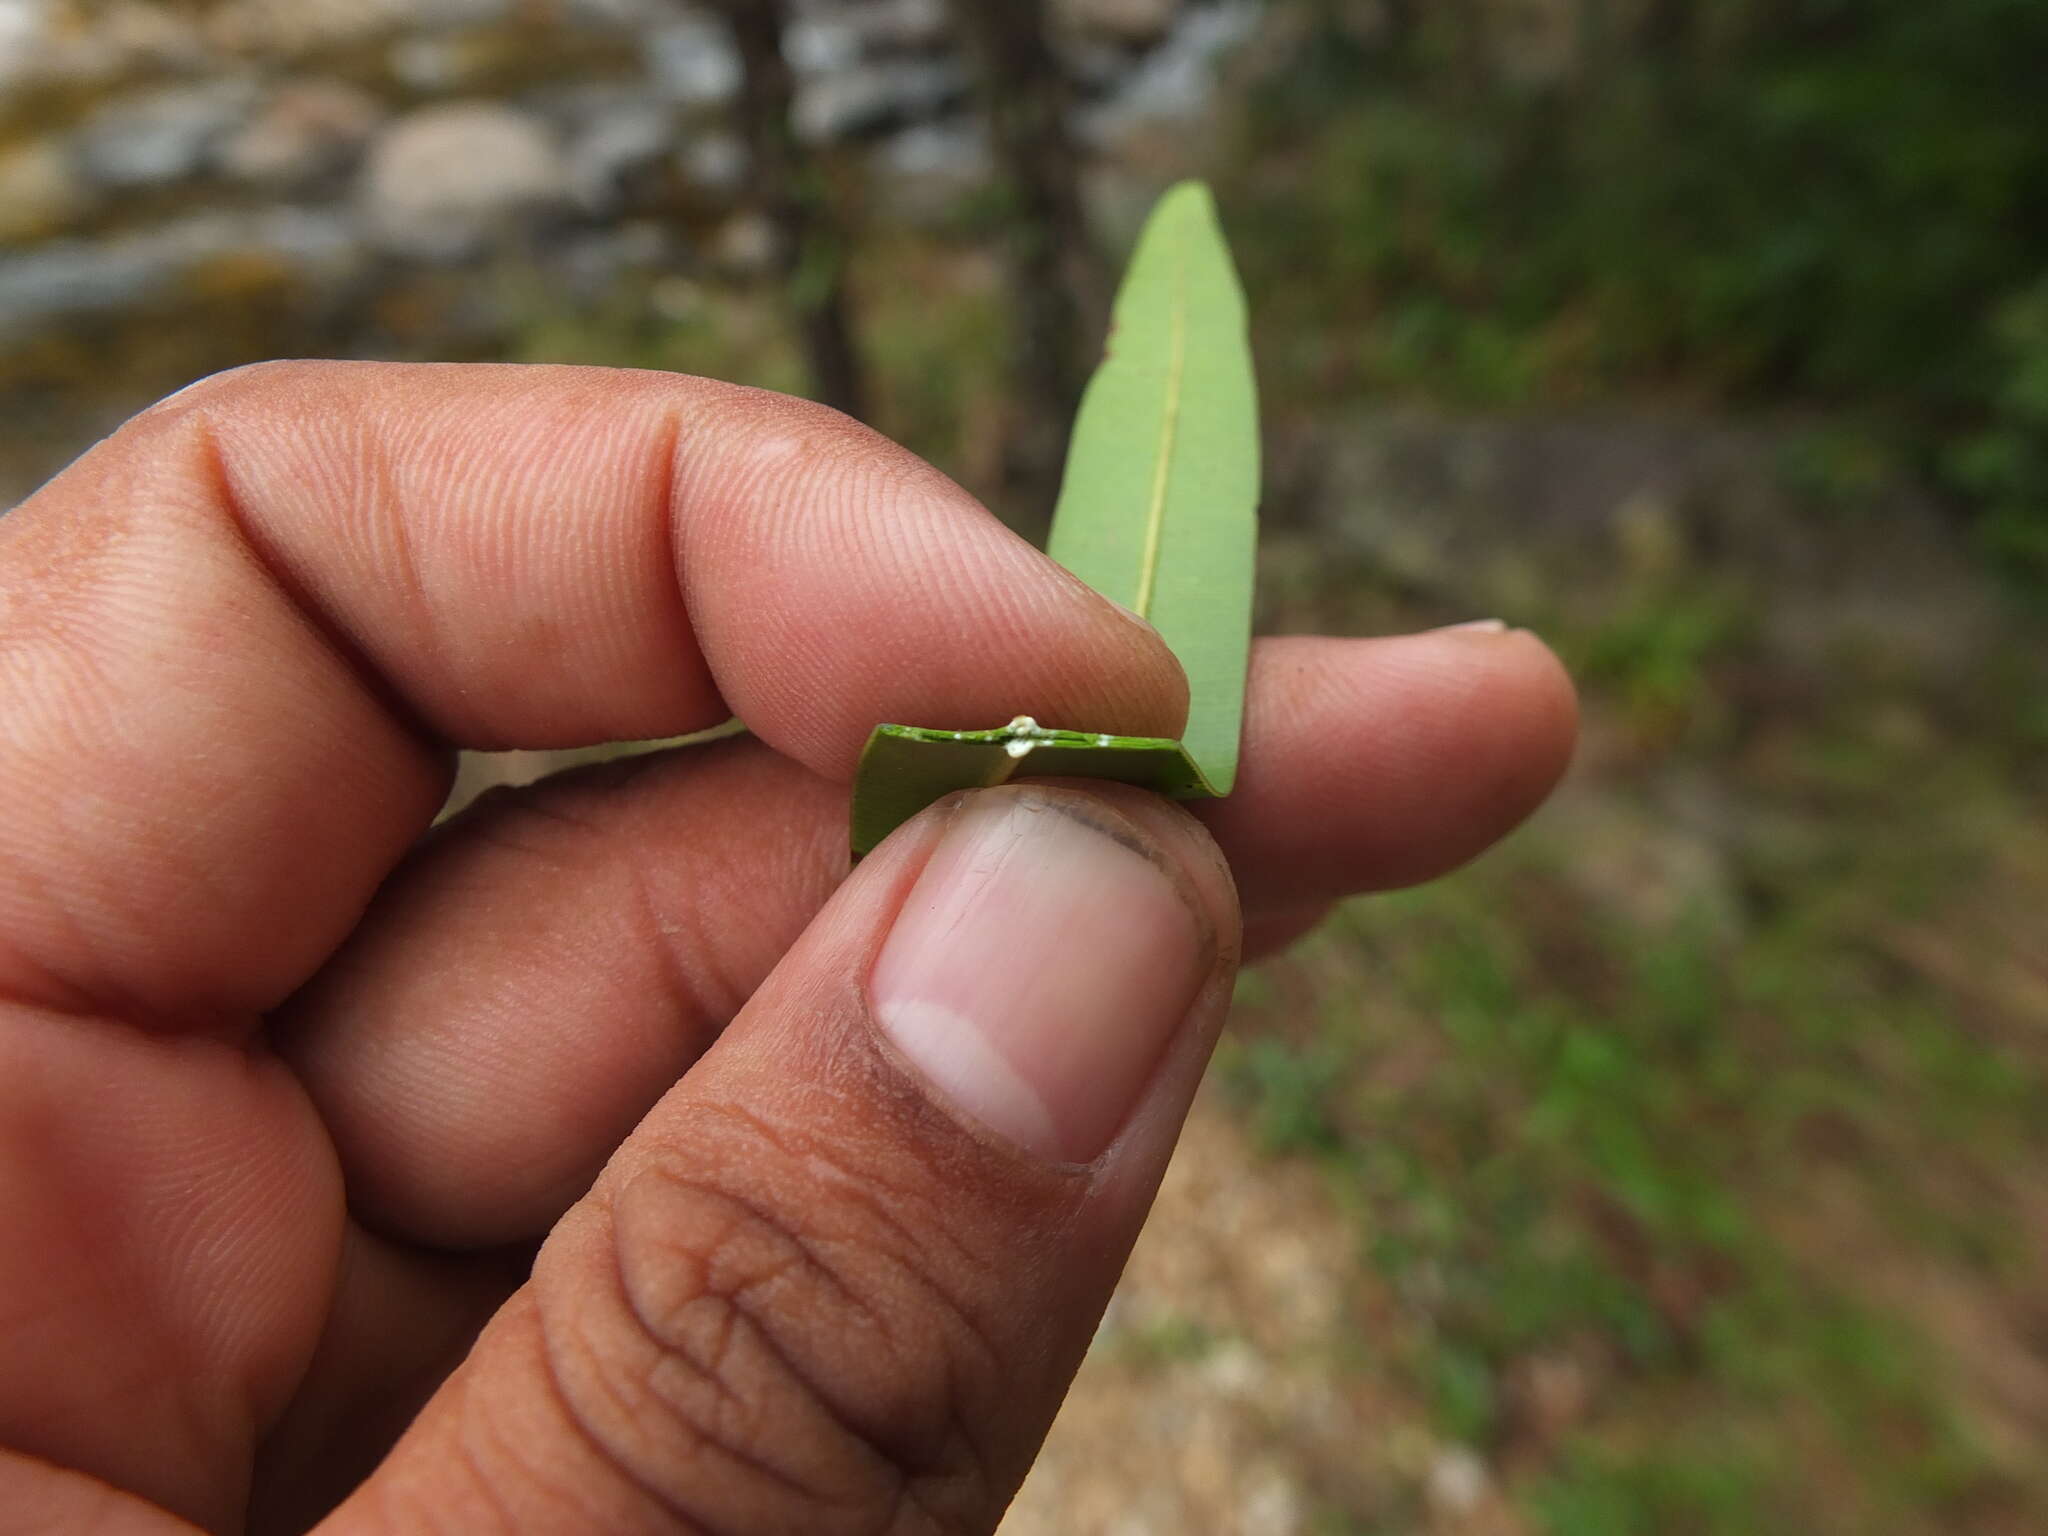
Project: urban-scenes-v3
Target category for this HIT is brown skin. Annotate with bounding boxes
[0,363,1577,1535]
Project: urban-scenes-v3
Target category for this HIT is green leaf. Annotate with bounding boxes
[849,181,1260,856]
[851,718,1206,857]
[1047,180,1260,794]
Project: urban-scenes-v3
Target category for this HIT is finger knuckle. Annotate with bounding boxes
[708,384,956,504]
[533,1108,1001,1536]
[451,774,615,875]
[139,357,322,420]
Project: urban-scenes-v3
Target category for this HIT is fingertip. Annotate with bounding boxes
[1503,623,1582,788]
[1200,627,1580,908]
[1424,622,1580,813]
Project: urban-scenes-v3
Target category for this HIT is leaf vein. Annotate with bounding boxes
[1133,239,1189,618]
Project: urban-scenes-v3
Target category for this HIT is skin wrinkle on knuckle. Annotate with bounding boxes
[700,389,963,575]
[455,795,606,878]
[456,1372,627,1536]
[0,934,99,1020]
[451,1417,528,1535]
[689,385,909,518]
[649,408,691,656]
[158,367,541,751]
[529,1309,713,1536]
[736,388,934,495]
[544,1189,895,1533]
[681,1106,1009,1514]
[539,1114,1001,1535]
[614,787,791,1026]
[621,1156,908,1437]
[721,1085,1011,1395]
[146,393,448,774]
[357,429,445,702]
[0,851,99,1010]
[620,851,729,1032]
[514,775,762,1032]
[781,1137,1006,1381]
[137,357,304,427]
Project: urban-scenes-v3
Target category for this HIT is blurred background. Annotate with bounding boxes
[3,1,2046,1531]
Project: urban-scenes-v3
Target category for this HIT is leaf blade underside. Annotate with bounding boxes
[1047,180,1260,794]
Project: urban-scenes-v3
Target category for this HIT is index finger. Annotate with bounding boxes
[0,362,1187,1021]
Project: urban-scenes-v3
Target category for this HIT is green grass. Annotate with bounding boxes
[1112,1311,1224,1372]
[1220,634,2048,1532]
[1224,2,2048,584]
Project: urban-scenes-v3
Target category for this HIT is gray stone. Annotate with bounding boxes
[679,130,749,192]
[644,18,742,106]
[566,97,677,211]
[416,0,510,21]
[0,208,358,341]
[710,210,780,275]
[1237,1470,1306,1536]
[871,120,992,221]
[837,0,950,51]
[1424,1445,1490,1517]
[1079,1,1258,146]
[878,118,990,183]
[771,0,955,67]
[216,78,384,187]
[563,0,667,22]
[783,14,862,75]
[359,102,572,261]
[1056,0,1181,44]
[73,77,263,190]
[3,0,212,93]
[794,56,967,142]
[211,0,503,54]
[554,220,674,295]
[0,0,50,94]
[388,34,469,93]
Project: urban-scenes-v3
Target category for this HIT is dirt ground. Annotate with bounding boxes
[1002,1087,1517,1536]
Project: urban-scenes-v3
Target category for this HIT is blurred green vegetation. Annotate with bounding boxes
[1213,491,2048,1532]
[1183,18,2048,1497]
[489,0,2048,589]
[1224,741,2046,1530]
[1232,0,2048,586]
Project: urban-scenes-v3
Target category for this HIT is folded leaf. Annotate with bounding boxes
[850,181,1261,856]
[852,718,1206,857]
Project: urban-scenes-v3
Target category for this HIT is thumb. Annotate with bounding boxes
[324,783,1241,1536]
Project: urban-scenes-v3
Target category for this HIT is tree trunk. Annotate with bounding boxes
[1380,0,1418,58]
[944,0,1104,524]
[710,0,869,420]
[1439,0,1489,87]
[1641,0,1694,57]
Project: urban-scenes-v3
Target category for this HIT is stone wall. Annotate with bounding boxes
[0,0,1259,341]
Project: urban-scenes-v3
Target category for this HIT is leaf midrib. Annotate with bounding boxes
[1132,240,1189,619]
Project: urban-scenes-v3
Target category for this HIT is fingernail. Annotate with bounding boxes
[871,790,1213,1164]
[1432,618,1508,635]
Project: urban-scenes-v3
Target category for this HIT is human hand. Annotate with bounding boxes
[0,363,1575,1534]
